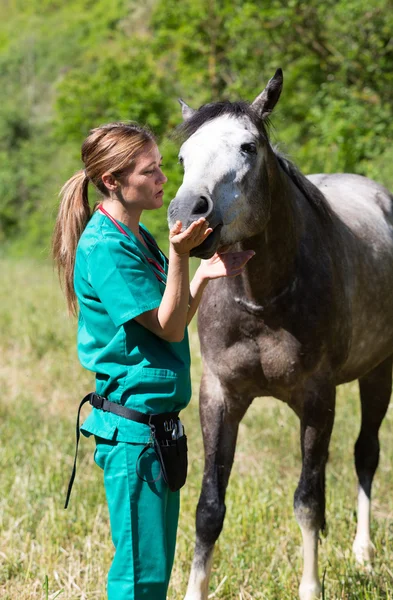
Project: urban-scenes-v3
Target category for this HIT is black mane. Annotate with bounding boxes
[275,153,334,222]
[176,100,269,141]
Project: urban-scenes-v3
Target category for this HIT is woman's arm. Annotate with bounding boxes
[187,272,208,324]
[187,250,255,324]
[134,218,211,342]
[135,219,255,340]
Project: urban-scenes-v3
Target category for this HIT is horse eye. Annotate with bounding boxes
[178,156,184,166]
[241,143,257,155]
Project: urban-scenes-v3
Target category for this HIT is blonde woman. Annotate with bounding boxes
[53,121,254,600]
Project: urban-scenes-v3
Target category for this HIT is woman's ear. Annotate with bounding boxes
[101,172,118,191]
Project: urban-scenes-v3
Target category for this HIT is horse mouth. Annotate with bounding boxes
[190,224,223,259]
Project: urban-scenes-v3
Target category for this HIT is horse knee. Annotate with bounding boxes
[196,496,226,547]
[294,480,325,532]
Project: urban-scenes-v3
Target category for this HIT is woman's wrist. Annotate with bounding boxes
[193,267,209,288]
[169,243,190,260]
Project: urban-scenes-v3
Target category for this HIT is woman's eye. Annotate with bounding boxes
[241,143,257,154]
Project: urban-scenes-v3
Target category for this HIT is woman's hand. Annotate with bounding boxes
[197,249,255,281]
[169,218,213,256]
[186,248,255,324]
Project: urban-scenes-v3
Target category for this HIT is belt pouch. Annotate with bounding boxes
[153,434,188,492]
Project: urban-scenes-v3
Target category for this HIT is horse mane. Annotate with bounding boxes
[176,100,334,222]
[176,100,269,141]
[275,153,334,222]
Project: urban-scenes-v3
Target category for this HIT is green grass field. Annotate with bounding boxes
[1,259,392,600]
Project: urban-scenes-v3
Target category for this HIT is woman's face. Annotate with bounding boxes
[116,142,167,211]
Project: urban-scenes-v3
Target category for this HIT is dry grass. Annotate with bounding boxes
[0,259,392,599]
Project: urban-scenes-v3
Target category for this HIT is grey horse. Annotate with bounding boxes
[168,69,393,600]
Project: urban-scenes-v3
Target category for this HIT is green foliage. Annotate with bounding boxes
[55,43,174,142]
[1,0,393,254]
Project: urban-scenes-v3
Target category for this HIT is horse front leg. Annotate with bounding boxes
[293,378,336,600]
[185,371,250,600]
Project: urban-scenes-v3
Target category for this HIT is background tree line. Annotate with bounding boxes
[1,0,392,255]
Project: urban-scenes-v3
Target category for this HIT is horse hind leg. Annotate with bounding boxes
[353,354,392,564]
[185,371,250,600]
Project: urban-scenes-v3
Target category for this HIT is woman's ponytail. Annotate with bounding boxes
[52,170,90,316]
[53,121,155,316]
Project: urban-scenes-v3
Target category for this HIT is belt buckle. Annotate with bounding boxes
[92,394,104,409]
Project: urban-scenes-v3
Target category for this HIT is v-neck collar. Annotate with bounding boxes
[96,206,167,284]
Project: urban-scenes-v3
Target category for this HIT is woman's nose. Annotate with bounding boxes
[158,169,167,184]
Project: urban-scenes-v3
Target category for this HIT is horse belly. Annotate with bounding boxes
[337,260,393,382]
[342,246,393,380]
[338,315,393,383]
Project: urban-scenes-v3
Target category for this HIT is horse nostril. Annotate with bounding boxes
[192,196,210,216]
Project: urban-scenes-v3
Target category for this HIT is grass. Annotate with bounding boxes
[0,258,392,599]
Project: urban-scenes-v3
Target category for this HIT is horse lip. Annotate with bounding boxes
[217,244,232,253]
[190,224,223,259]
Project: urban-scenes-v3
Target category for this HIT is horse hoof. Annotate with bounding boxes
[299,581,322,600]
[353,537,376,564]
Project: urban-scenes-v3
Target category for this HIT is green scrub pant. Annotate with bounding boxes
[94,437,180,600]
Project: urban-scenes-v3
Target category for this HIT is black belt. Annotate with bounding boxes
[64,392,179,509]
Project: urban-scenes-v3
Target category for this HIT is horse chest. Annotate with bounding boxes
[256,328,304,387]
[202,309,306,398]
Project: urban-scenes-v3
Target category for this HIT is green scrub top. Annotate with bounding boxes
[74,210,192,444]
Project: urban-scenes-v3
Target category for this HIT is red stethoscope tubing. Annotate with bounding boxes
[98,205,167,284]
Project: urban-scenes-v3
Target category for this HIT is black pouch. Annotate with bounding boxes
[153,434,188,492]
[136,425,188,492]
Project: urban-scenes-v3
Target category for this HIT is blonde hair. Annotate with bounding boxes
[52,122,155,315]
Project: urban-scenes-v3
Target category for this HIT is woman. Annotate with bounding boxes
[53,121,254,600]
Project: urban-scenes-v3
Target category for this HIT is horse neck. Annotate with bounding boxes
[238,157,304,305]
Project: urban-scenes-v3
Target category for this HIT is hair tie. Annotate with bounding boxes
[83,169,89,179]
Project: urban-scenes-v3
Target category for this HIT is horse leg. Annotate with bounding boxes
[185,371,249,600]
[293,378,336,600]
[353,354,392,564]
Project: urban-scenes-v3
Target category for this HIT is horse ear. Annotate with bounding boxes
[178,98,195,121]
[251,68,283,119]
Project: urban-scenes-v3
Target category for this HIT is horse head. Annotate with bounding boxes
[168,69,283,258]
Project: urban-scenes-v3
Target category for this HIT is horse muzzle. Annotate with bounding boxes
[190,223,223,259]
[168,188,225,258]
[168,190,219,227]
